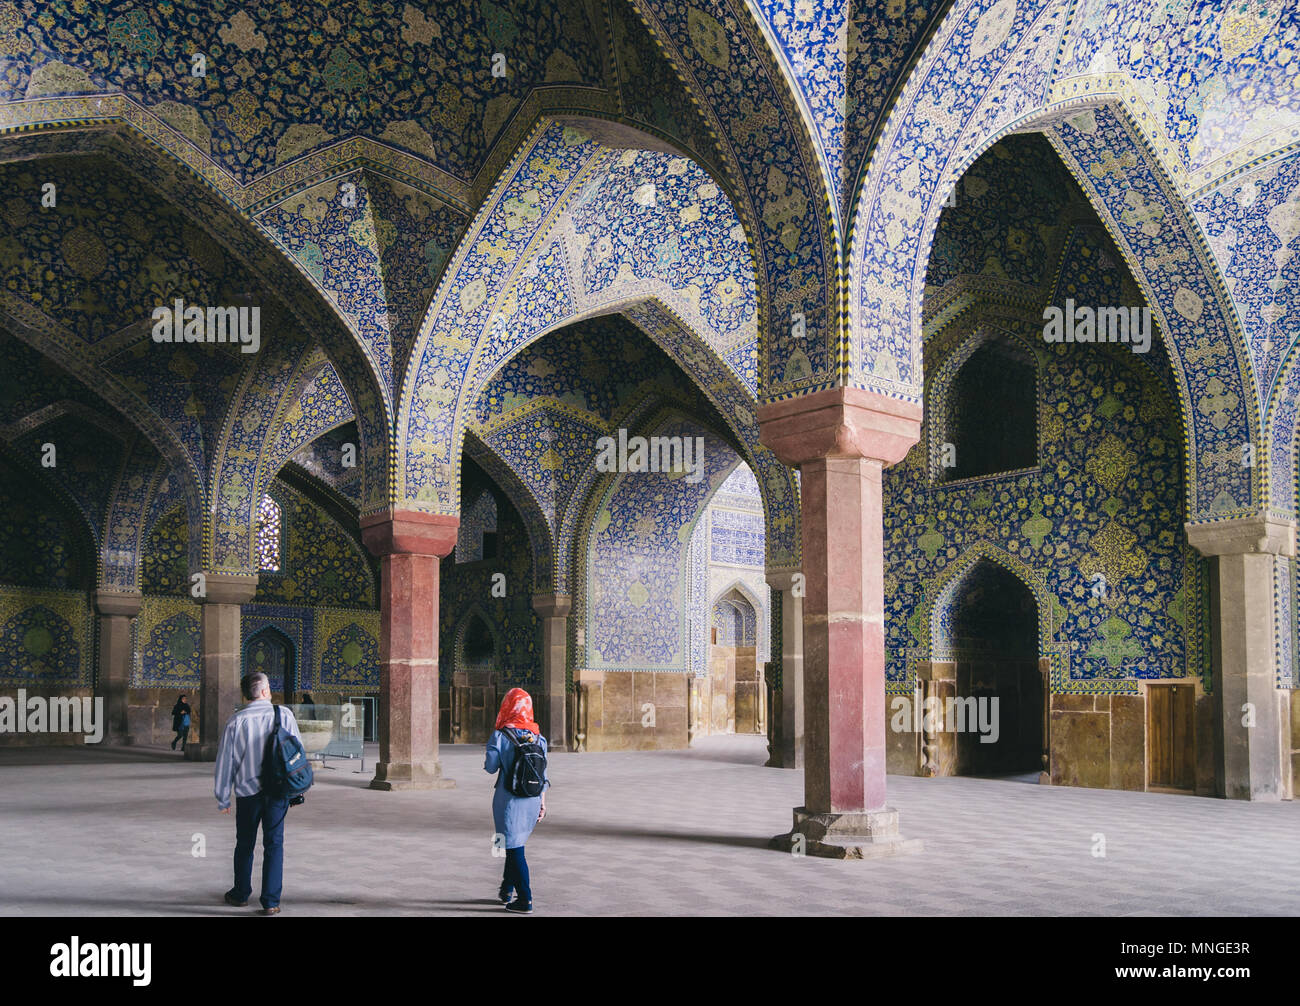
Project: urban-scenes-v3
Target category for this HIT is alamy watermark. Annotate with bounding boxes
[0,689,104,743]
[151,298,260,354]
[595,429,706,484]
[49,938,150,985]
[1043,298,1152,354]
[889,694,1000,744]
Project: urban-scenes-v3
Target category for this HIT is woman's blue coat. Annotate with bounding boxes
[485,728,550,848]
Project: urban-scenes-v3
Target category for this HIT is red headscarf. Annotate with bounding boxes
[495,687,540,736]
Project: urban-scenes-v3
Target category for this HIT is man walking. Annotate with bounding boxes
[214,672,301,916]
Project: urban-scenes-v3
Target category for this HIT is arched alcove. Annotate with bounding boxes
[459,613,497,668]
[940,559,1043,778]
[940,336,1038,482]
[704,587,761,738]
[243,626,297,697]
[447,605,508,745]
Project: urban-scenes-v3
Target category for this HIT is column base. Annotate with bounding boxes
[185,743,219,762]
[770,806,923,860]
[369,762,457,791]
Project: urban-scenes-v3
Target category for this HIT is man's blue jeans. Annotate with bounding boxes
[233,792,289,909]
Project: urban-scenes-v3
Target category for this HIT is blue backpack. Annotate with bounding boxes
[261,705,314,804]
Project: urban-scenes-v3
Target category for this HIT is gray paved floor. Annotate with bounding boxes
[1,735,1297,916]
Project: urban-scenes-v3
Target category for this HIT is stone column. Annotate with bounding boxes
[1038,656,1051,784]
[532,593,571,750]
[361,509,459,791]
[94,588,143,745]
[916,661,957,777]
[759,387,923,858]
[1186,514,1295,800]
[186,573,258,762]
[765,569,804,769]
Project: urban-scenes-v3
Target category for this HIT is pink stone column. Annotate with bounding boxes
[362,509,459,791]
[759,388,923,857]
[94,588,143,745]
[187,573,258,762]
[532,593,572,750]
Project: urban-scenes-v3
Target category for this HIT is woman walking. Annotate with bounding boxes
[484,687,549,914]
[170,694,192,752]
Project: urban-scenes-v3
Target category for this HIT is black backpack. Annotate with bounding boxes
[261,705,314,805]
[503,728,547,798]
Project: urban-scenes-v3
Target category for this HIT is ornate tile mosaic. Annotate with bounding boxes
[583,418,739,672]
[136,595,200,687]
[6,0,605,187]
[1194,151,1300,514]
[439,457,539,690]
[0,584,92,685]
[887,321,1206,694]
[1055,0,1300,185]
[0,449,94,591]
[252,479,376,608]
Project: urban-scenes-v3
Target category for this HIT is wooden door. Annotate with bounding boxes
[1148,683,1195,790]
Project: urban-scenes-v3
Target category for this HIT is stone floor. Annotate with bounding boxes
[2,735,1298,916]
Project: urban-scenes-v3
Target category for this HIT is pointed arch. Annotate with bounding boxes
[572,405,747,673]
[264,353,356,480]
[452,604,506,677]
[0,298,206,566]
[242,625,298,694]
[463,430,555,591]
[0,124,396,552]
[922,541,1054,661]
[852,68,1262,518]
[711,576,766,619]
[710,578,765,649]
[0,442,97,591]
[927,323,1042,483]
[101,438,168,591]
[396,117,800,571]
[618,0,839,395]
[208,335,314,574]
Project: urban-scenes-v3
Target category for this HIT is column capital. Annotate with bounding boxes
[1184,515,1296,558]
[765,568,802,591]
[531,592,572,618]
[361,508,459,558]
[94,588,143,618]
[195,573,258,606]
[758,387,922,468]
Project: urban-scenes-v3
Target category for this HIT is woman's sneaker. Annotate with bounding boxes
[505,899,533,914]
[498,885,513,905]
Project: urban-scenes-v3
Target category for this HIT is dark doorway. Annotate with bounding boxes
[946,560,1042,775]
[244,627,296,695]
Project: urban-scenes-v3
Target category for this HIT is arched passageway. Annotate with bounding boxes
[703,587,762,738]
